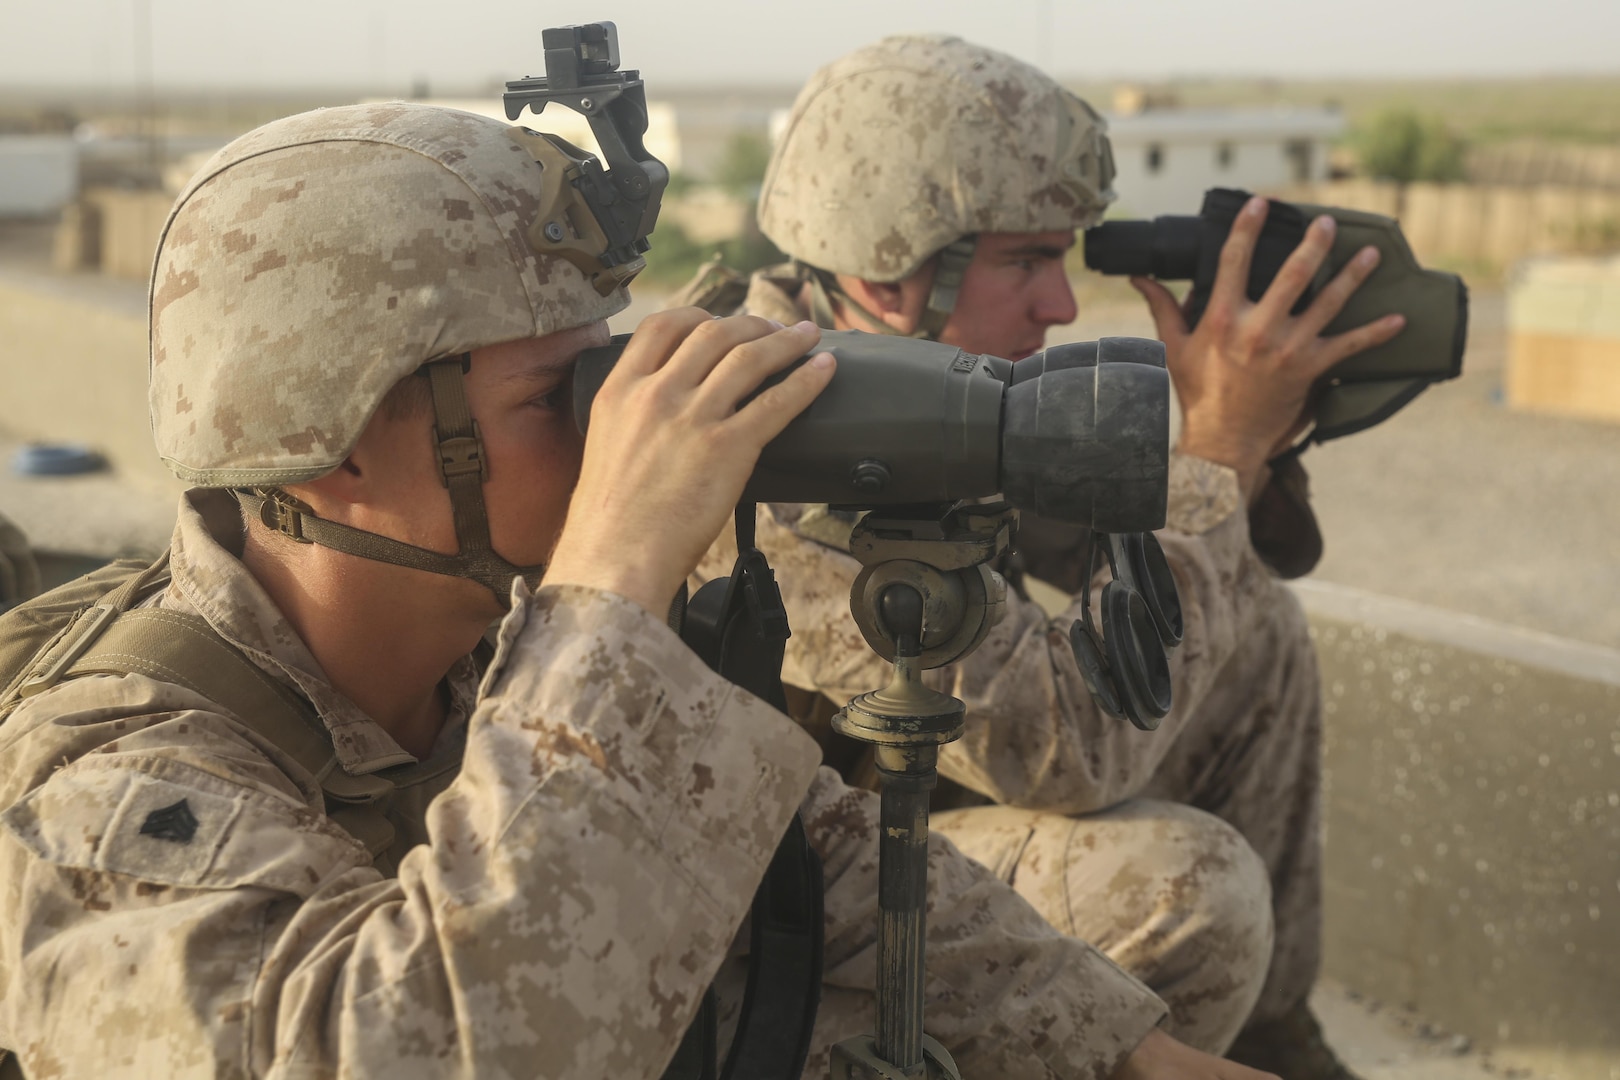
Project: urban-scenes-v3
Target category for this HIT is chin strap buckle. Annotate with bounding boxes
[435,423,489,487]
[256,490,315,544]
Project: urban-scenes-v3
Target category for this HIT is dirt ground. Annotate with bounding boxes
[1042,283,1620,654]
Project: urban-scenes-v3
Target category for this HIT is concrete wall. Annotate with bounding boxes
[1298,580,1620,1080]
[1104,108,1342,218]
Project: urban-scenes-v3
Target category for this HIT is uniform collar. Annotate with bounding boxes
[745,264,816,326]
[158,489,480,775]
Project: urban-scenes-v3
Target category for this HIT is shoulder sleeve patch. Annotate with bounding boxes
[1,755,369,897]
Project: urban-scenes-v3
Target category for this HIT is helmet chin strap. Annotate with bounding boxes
[236,354,545,605]
[801,235,977,342]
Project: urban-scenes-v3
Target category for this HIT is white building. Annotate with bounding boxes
[1102,108,1345,219]
[0,136,79,217]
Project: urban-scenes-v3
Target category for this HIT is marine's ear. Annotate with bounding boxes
[288,399,436,524]
[833,268,934,335]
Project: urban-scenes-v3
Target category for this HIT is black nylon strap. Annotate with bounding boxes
[236,491,544,602]
[232,356,546,604]
[661,504,823,1080]
[425,358,495,553]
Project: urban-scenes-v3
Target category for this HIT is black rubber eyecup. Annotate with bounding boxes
[1101,581,1172,731]
[1068,618,1124,720]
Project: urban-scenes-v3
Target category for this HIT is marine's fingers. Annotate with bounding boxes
[1313,312,1406,374]
[660,313,783,386]
[696,320,821,417]
[1130,276,1189,350]
[613,307,713,379]
[725,351,837,448]
[1208,195,1269,313]
[1251,214,1336,327]
[1294,244,1382,341]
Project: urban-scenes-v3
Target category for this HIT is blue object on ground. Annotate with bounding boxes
[11,444,108,477]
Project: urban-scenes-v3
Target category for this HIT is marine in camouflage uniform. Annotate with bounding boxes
[687,36,1405,1077]
[0,102,1275,1079]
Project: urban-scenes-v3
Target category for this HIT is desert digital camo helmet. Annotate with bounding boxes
[149,103,629,598]
[758,34,1117,338]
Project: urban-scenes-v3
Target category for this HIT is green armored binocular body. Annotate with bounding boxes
[1084,187,1468,442]
[574,330,1172,532]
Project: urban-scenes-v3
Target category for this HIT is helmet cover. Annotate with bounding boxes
[758,34,1116,282]
[150,102,628,486]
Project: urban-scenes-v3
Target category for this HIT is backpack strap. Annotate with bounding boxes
[665,502,824,1080]
[6,553,398,860]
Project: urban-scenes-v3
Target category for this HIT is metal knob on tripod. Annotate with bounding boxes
[827,503,1015,1080]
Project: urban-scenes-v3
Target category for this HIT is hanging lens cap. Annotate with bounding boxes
[1101,581,1172,730]
[1068,620,1124,720]
[1115,532,1184,648]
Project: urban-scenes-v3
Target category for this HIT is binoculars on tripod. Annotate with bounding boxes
[574,330,1185,730]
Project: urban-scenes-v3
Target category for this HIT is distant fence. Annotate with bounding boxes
[1468,140,1620,191]
[58,178,1620,286]
[1278,179,1620,274]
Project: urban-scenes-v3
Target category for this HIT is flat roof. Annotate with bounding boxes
[1104,107,1345,142]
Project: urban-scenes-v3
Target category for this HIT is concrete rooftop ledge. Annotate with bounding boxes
[1294,578,1620,686]
[1296,580,1619,1080]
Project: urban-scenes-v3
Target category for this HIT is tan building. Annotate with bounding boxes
[1506,255,1620,423]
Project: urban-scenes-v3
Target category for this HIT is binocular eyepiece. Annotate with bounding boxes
[573,330,1173,533]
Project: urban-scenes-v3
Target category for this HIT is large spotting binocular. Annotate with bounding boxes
[1085,187,1468,443]
[573,330,1172,533]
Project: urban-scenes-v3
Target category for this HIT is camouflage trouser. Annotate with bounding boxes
[935,578,1323,1051]
[758,801,1275,1074]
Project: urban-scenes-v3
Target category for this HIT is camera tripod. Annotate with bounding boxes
[826,502,1016,1080]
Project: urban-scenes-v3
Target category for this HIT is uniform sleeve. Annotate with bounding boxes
[0,584,821,1080]
[705,454,1277,815]
[804,769,1166,1078]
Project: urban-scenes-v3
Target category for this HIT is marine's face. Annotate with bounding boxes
[936,230,1079,362]
[355,320,608,611]
[464,322,609,571]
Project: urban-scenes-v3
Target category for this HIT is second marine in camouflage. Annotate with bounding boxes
[687,34,1407,1079]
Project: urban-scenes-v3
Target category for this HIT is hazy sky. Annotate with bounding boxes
[7,0,1618,92]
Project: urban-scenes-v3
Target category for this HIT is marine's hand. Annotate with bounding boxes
[544,310,834,615]
[1113,1029,1281,1080]
[1131,195,1405,502]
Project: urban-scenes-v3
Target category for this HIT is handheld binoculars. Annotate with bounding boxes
[1085,187,1468,442]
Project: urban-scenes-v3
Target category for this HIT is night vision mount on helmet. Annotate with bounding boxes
[503,22,670,297]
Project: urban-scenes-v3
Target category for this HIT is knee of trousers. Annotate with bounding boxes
[936,800,1274,1006]
[1065,801,1275,1053]
[1096,801,1275,961]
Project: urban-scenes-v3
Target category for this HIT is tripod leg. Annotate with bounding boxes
[873,746,934,1070]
